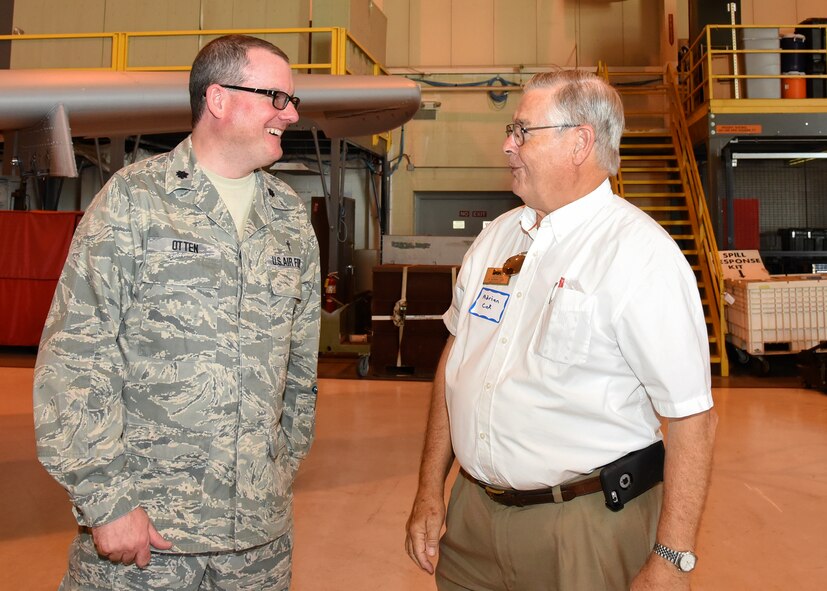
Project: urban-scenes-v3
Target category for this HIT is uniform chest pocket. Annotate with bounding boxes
[535,288,594,366]
[137,252,220,362]
[268,270,301,367]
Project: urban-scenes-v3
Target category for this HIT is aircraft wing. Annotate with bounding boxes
[0,69,420,176]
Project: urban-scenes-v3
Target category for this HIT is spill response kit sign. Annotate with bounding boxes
[718,250,770,280]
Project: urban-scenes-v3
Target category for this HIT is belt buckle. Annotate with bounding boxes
[484,485,506,496]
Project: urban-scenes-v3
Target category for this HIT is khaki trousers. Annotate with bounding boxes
[436,472,663,591]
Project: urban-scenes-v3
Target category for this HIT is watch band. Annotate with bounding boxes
[653,542,697,572]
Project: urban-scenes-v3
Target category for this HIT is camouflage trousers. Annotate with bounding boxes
[59,530,293,590]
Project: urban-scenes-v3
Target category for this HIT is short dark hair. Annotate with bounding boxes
[189,34,290,127]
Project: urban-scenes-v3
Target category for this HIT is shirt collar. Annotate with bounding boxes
[519,179,613,242]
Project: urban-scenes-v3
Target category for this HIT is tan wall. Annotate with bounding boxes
[199,0,311,65]
[10,0,107,68]
[10,0,310,69]
[740,0,825,28]
[385,0,665,68]
[386,81,523,234]
[312,0,387,69]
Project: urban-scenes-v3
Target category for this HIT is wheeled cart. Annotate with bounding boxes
[725,275,827,372]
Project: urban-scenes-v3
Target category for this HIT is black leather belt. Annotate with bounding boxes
[461,468,603,507]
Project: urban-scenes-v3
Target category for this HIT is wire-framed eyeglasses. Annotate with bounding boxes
[505,123,579,146]
[220,84,301,110]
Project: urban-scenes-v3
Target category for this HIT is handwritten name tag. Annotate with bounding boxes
[469,287,510,323]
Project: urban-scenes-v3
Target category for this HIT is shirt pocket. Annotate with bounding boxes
[137,251,220,362]
[124,423,211,526]
[268,270,301,369]
[535,288,594,366]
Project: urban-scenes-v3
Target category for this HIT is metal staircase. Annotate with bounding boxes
[604,65,728,376]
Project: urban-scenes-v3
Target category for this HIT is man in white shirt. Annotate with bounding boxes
[405,70,717,590]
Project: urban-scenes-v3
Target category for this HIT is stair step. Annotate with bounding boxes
[620,167,681,172]
[619,179,683,185]
[622,129,671,136]
[620,155,678,160]
[616,86,668,94]
[620,144,676,151]
[669,234,696,240]
[624,192,687,198]
[657,220,691,225]
[639,206,688,211]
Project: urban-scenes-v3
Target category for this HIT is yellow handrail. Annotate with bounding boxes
[679,23,827,116]
[0,26,386,77]
[664,63,728,375]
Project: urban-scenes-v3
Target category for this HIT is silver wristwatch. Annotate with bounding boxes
[653,542,697,572]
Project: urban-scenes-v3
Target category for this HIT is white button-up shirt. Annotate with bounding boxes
[444,180,713,490]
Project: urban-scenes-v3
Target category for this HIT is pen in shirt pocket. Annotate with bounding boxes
[548,276,565,303]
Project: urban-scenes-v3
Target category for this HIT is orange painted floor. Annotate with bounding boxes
[1,355,825,590]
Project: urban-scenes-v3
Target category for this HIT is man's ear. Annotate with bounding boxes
[204,84,228,119]
[572,124,596,166]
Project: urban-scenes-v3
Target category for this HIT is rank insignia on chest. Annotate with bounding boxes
[483,267,510,285]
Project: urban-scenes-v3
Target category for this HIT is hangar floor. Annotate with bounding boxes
[1,350,824,590]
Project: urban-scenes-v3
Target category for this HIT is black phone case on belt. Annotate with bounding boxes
[599,440,665,512]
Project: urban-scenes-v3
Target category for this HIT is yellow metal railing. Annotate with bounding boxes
[665,63,728,375]
[0,27,388,75]
[680,23,827,116]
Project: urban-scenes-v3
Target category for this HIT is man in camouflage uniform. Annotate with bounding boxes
[33,34,320,590]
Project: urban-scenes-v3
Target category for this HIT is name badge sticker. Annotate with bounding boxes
[469,287,510,323]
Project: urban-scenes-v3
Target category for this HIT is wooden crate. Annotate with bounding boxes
[369,265,455,378]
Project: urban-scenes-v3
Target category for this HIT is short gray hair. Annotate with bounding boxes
[524,70,624,175]
[189,34,290,127]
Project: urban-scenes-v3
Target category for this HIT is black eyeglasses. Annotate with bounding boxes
[220,85,301,110]
[505,123,579,146]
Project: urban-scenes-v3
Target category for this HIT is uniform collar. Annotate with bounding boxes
[164,136,298,236]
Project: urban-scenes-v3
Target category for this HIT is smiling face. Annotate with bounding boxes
[219,47,299,176]
[503,88,578,217]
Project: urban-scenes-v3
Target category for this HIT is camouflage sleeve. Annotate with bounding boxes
[279,216,321,475]
[33,175,141,527]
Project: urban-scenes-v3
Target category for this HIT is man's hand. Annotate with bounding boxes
[91,507,173,568]
[404,491,446,575]
[631,554,690,591]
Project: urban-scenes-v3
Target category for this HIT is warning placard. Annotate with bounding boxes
[718,250,770,280]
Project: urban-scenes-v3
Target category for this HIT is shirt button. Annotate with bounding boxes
[485,382,492,390]
[501,337,508,344]
[480,433,486,440]
[516,292,523,298]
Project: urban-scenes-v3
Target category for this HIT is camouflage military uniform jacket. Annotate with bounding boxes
[34,137,321,553]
